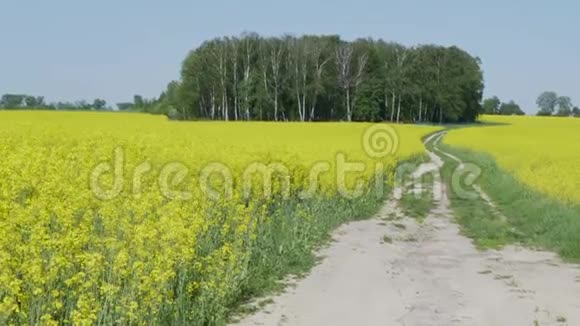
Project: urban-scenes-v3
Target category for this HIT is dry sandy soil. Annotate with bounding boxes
[232,133,580,326]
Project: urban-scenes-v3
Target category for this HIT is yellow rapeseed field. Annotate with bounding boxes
[445,115,580,203]
[0,111,439,325]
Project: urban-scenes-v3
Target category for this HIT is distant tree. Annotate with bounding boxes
[499,100,525,115]
[0,94,25,108]
[134,95,144,108]
[44,103,56,110]
[482,96,501,114]
[24,96,45,108]
[55,102,73,110]
[573,106,580,117]
[75,100,91,110]
[24,96,35,108]
[555,96,573,116]
[0,94,117,111]
[536,91,558,116]
[117,102,134,110]
[162,81,182,116]
[92,99,107,110]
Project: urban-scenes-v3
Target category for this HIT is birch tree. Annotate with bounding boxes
[240,33,257,120]
[336,43,367,121]
[173,33,483,123]
[305,36,332,121]
[230,37,240,120]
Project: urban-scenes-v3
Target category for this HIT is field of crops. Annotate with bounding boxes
[0,111,439,325]
[445,115,580,203]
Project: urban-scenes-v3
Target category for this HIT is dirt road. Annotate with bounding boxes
[232,133,580,326]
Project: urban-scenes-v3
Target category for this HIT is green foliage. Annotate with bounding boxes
[24,95,45,108]
[536,91,576,117]
[482,96,525,116]
[116,102,134,110]
[399,173,434,222]
[556,96,572,116]
[166,33,484,123]
[0,93,112,111]
[133,94,144,108]
[536,91,558,116]
[482,96,501,114]
[0,94,26,108]
[499,100,525,115]
[437,143,580,261]
[92,98,107,110]
[234,189,387,314]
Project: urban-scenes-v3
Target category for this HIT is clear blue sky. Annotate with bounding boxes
[1,0,578,114]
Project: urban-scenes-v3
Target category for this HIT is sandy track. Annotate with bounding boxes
[232,134,580,326]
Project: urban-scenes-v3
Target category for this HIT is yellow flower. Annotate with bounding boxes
[446,115,580,203]
[0,111,438,324]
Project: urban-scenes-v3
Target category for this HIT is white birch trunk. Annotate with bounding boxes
[396,96,401,123]
[390,91,396,122]
[346,89,351,122]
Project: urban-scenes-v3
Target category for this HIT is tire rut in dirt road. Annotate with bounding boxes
[231,134,580,326]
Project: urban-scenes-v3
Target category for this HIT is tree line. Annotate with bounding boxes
[482,92,579,117]
[535,91,579,117]
[0,94,110,111]
[1,33,486,123]
[153,33,484,123]
[0,94,157,112]
[481,96,525,115]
